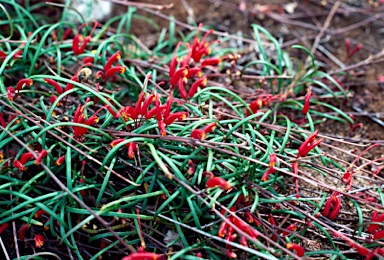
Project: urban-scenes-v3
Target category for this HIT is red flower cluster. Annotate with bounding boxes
[96,50,126,82]
[72,98,99,138]
[72,22,98,55]
[169,24,223,99]
[7,78,33,100]
[217,206,259,258]
[13,150,49,171]
[107,90,188,136]
[322,191,341,220]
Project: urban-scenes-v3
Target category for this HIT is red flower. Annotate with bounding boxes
[44,78,63,95]
[170,67,188,86]
[34,234,44,248]
[15,78,33,92]
[72,22,98,55]
[105,66,126,80]
[72,102,99,138]
[164,112,188,125]
[322,191,341,220]
[286,243,305,257]
[55,155,66,166]
[104,51,122,72]
[261,167,276,182]
[7,87,15,100]
[297,130,323,157]
[188,76,207,98]
[190,129,206,140]
[201,57,222,67]
[127,142,137,159]
[34,210,48,218]
[206,177,232,190]
[35,150,48,165]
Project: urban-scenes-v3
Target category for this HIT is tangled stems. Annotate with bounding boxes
[0,2,383,260]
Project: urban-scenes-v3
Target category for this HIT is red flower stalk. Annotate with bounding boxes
[34,234,44,248]
[343,144,379,191]
[105,66,126,80]
[127,142,137,159]
[19,223,29,241]
[35,150,48,165]
[322,191,341,220]
[55,155,66,166]
[333,231,371,256]
[72,22,98,55]
[190,129,206,140]
[15,78,33,92]
[201,57,222,67]
[104,50,122,72]
[0,223,9,235]
[44,78,63,95]
[170,67,188,86]
[188,76,207,98]
[121,252,166,260]
[7,87,15,100]
[169,42,182,77]
[164,112,188,125]
[206,177,232,190]
[286,243,305,257]
[297,130,323,157]
[292,161,300,198]
[302,86,312,115]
